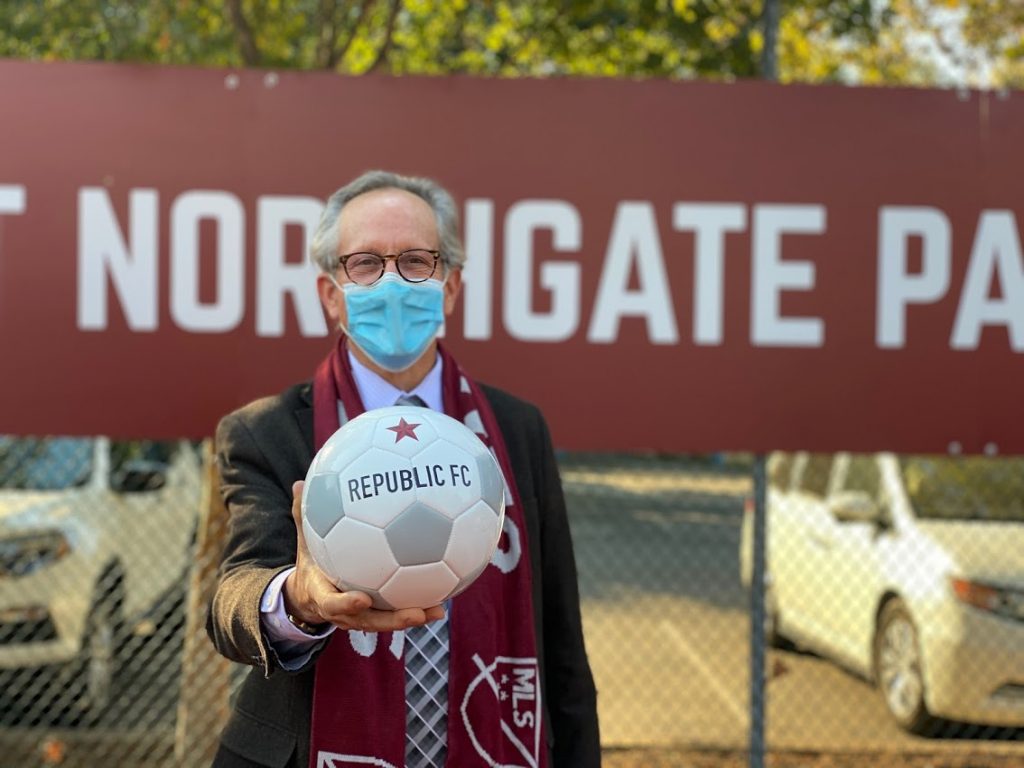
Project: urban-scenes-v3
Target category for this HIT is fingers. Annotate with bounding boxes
[422,604,446,622]
[318,590,446,633]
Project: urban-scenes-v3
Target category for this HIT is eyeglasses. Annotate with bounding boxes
[336,249,441,286]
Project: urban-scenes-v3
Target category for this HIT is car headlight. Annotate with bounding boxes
[951,578,1024,623]
[0,531,71,578]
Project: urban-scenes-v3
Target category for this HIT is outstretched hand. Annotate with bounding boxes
[282,480,445,633]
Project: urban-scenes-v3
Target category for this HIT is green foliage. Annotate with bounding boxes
[0,0,1018,87]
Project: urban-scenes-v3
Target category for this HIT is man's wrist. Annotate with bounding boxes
[261,568,334,649]
[285,612,330,635]
[282,571,325,629]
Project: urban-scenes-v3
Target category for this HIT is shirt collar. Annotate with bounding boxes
[347,350,444,412]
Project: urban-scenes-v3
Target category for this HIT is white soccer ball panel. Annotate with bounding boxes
[449,560,490,601]
[313,415,377,474]
[446,417,489,456]
[444,500,501,580]
[370,406,439,459]
[337,448,416,527]
[321,517,399,591]
[379,562,459,609]
[413,439,483,519]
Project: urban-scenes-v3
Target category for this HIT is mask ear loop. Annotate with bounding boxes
[435,261,450,337]
[326,272,357,338]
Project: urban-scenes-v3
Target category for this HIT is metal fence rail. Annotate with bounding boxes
[0,438,1021,767]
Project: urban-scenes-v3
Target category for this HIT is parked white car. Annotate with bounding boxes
[0,436,200,719]
[741,451,1024,733]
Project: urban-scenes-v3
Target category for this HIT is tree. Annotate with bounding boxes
[0,0,1018,88]
[901,0,1024,88]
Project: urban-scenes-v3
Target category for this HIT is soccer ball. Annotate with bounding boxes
[301,405,506,609]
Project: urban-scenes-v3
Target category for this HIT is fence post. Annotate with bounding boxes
[175,439,233,766]
[761,0,780,81]
[749,454,768,768]
[752,1,779,758]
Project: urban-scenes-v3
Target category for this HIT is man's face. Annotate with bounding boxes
[317,187,463,330]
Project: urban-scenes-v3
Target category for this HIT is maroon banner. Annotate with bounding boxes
[0,60,1021,453]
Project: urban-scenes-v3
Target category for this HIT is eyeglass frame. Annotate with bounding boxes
[335,249,443,286]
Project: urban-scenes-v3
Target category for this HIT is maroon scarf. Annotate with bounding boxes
[309,337,548,768]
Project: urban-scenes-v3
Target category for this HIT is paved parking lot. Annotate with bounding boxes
[561,457,1024,758]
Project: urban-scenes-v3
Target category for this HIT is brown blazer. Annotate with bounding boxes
[207,380,600,767]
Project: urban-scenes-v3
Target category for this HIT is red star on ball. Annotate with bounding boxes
[387,417,421,443]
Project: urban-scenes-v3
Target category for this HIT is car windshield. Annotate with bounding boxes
[0,436,94,491]
[900,455,1024,522]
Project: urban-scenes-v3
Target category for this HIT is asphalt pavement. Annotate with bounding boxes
[560,456,1024,758]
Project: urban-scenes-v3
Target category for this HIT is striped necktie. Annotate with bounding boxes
[395,394,449,768]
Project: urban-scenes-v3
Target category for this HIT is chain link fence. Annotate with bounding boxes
[1,438,1022,767]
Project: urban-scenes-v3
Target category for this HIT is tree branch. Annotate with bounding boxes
[315,0,338,69]
[365,0,400,74]
[330,0,377,70]
[225,0,261,67]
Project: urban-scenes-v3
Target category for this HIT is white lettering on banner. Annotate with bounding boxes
[0,185,27,304]
[256,196,327,337]
[62,188,1022,352]
[876,206,952,348]
[587,202,679,344]
[76,188,327,336]
[78,187,159,331]
[170,190,245,333]
[0,185,26,216]
[673,203,747,346]
[462,199,494,341]
[503,200,581,341]
[951,211,1024,351]
[751,205,826,347]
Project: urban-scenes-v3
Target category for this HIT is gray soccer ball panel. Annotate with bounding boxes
[385,501,454,566]
[475,453,505,514]
[305,472,345,538]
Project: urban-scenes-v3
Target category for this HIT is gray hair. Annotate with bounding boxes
[310,170,465,274]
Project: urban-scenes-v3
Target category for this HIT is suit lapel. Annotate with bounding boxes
[294,382,315,458]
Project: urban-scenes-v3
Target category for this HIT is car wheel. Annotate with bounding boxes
[874,599,938,735]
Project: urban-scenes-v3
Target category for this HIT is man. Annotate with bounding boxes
[207,170,600,768]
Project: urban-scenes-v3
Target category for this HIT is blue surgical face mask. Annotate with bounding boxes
[336,272,446,372]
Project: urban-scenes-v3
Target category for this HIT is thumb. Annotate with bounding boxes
[291,480,309,555]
